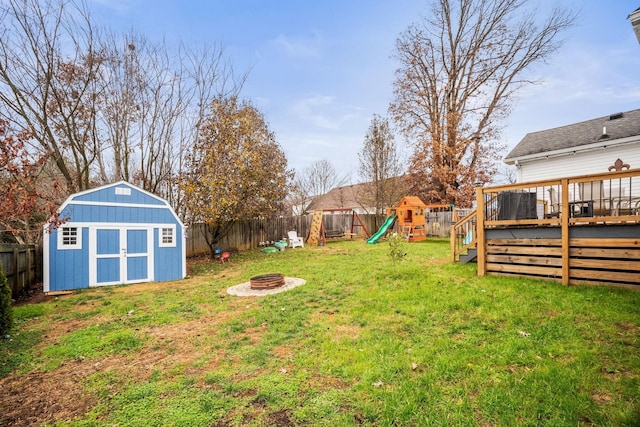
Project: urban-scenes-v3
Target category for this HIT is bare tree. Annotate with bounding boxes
[304,159,348,197]
[358,114,405,216]
[0,0,103,192]
[289,174,314,215]
[289,159,348,214]
[160,41,246,212]
[493,163,517,185]
[97,31,145,184]
[130,37,186,195]
[390,0,576,207]
[0,0,243,203]
[91,34,243,206]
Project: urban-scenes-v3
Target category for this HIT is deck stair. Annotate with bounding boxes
[459,248,477,264]
[451,209,478,263]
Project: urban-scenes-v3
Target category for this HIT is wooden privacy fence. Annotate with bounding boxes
[0,244,41,296]
[186,216,311,256]
[186,212,459,256]
[426,209,472,237]
[186,214,376,256]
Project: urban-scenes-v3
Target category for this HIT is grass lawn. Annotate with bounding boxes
[1,238,639,426]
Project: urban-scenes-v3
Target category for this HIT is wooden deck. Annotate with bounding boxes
[452,169,640,287]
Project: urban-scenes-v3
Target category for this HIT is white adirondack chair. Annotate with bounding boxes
[287,230,304,248]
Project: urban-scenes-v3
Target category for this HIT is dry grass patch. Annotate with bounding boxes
[310,310,364,342]
[0,362,98,427]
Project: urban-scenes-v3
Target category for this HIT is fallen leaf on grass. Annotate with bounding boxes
[411,363,418,371]
[372,381,384,387]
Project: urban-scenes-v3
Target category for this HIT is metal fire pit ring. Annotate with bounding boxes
[250,273,285,290]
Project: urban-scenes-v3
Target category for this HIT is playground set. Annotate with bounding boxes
[307,209,370,246]
[303,197,453,246]
[367,196,428,243]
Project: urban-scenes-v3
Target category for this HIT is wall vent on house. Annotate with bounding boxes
[115,187,131,196]
[609,112,623,120]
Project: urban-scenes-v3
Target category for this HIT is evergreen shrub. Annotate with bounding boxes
[0,263,13,336]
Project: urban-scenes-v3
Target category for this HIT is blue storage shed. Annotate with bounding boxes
[44,181,186,292]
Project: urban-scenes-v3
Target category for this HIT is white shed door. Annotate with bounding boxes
[90,227,153,286]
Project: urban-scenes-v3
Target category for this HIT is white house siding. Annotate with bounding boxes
[517,143,640,183]
[516,143,640,205]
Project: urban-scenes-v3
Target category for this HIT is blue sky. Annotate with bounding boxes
[91,0,640,182]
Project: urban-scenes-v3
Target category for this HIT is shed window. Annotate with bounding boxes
[58,227,81,250]
[159,226,176,247]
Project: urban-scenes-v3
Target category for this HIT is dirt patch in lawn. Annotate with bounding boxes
[0,362,98,427]
[265,408,296,426]
[13,283,55,306]
[0,297,247,426]
[3,269,340,426]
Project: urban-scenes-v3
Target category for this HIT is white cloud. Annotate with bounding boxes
[279,131,361,180]
[290,95,336,129]
[290,95,363,131]
[269,32,323,59]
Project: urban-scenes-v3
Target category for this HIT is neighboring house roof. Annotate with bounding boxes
[504,108,640,163]
[307,177,407,212]
[306,181,371,212]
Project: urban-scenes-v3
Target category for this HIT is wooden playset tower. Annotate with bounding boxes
[388,196,427,242]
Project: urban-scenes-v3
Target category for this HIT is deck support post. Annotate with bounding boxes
[561,178,570,285]
[476,185,486,276]
[450,217,456,263]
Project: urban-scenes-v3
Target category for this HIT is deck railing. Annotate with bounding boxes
[480,168,640,227]
[452,168,640,286]
[451,209,477,262]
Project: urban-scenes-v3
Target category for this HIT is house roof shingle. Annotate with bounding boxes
[504,108,640,162]
[306,182,368,212]
[306,176,407,212]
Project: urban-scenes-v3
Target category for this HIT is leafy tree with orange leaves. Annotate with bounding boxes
[181,96,292,258]
[0,119,61,244]
[390,0,576,207]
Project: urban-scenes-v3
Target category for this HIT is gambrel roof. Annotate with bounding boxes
[504,108,640,163]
